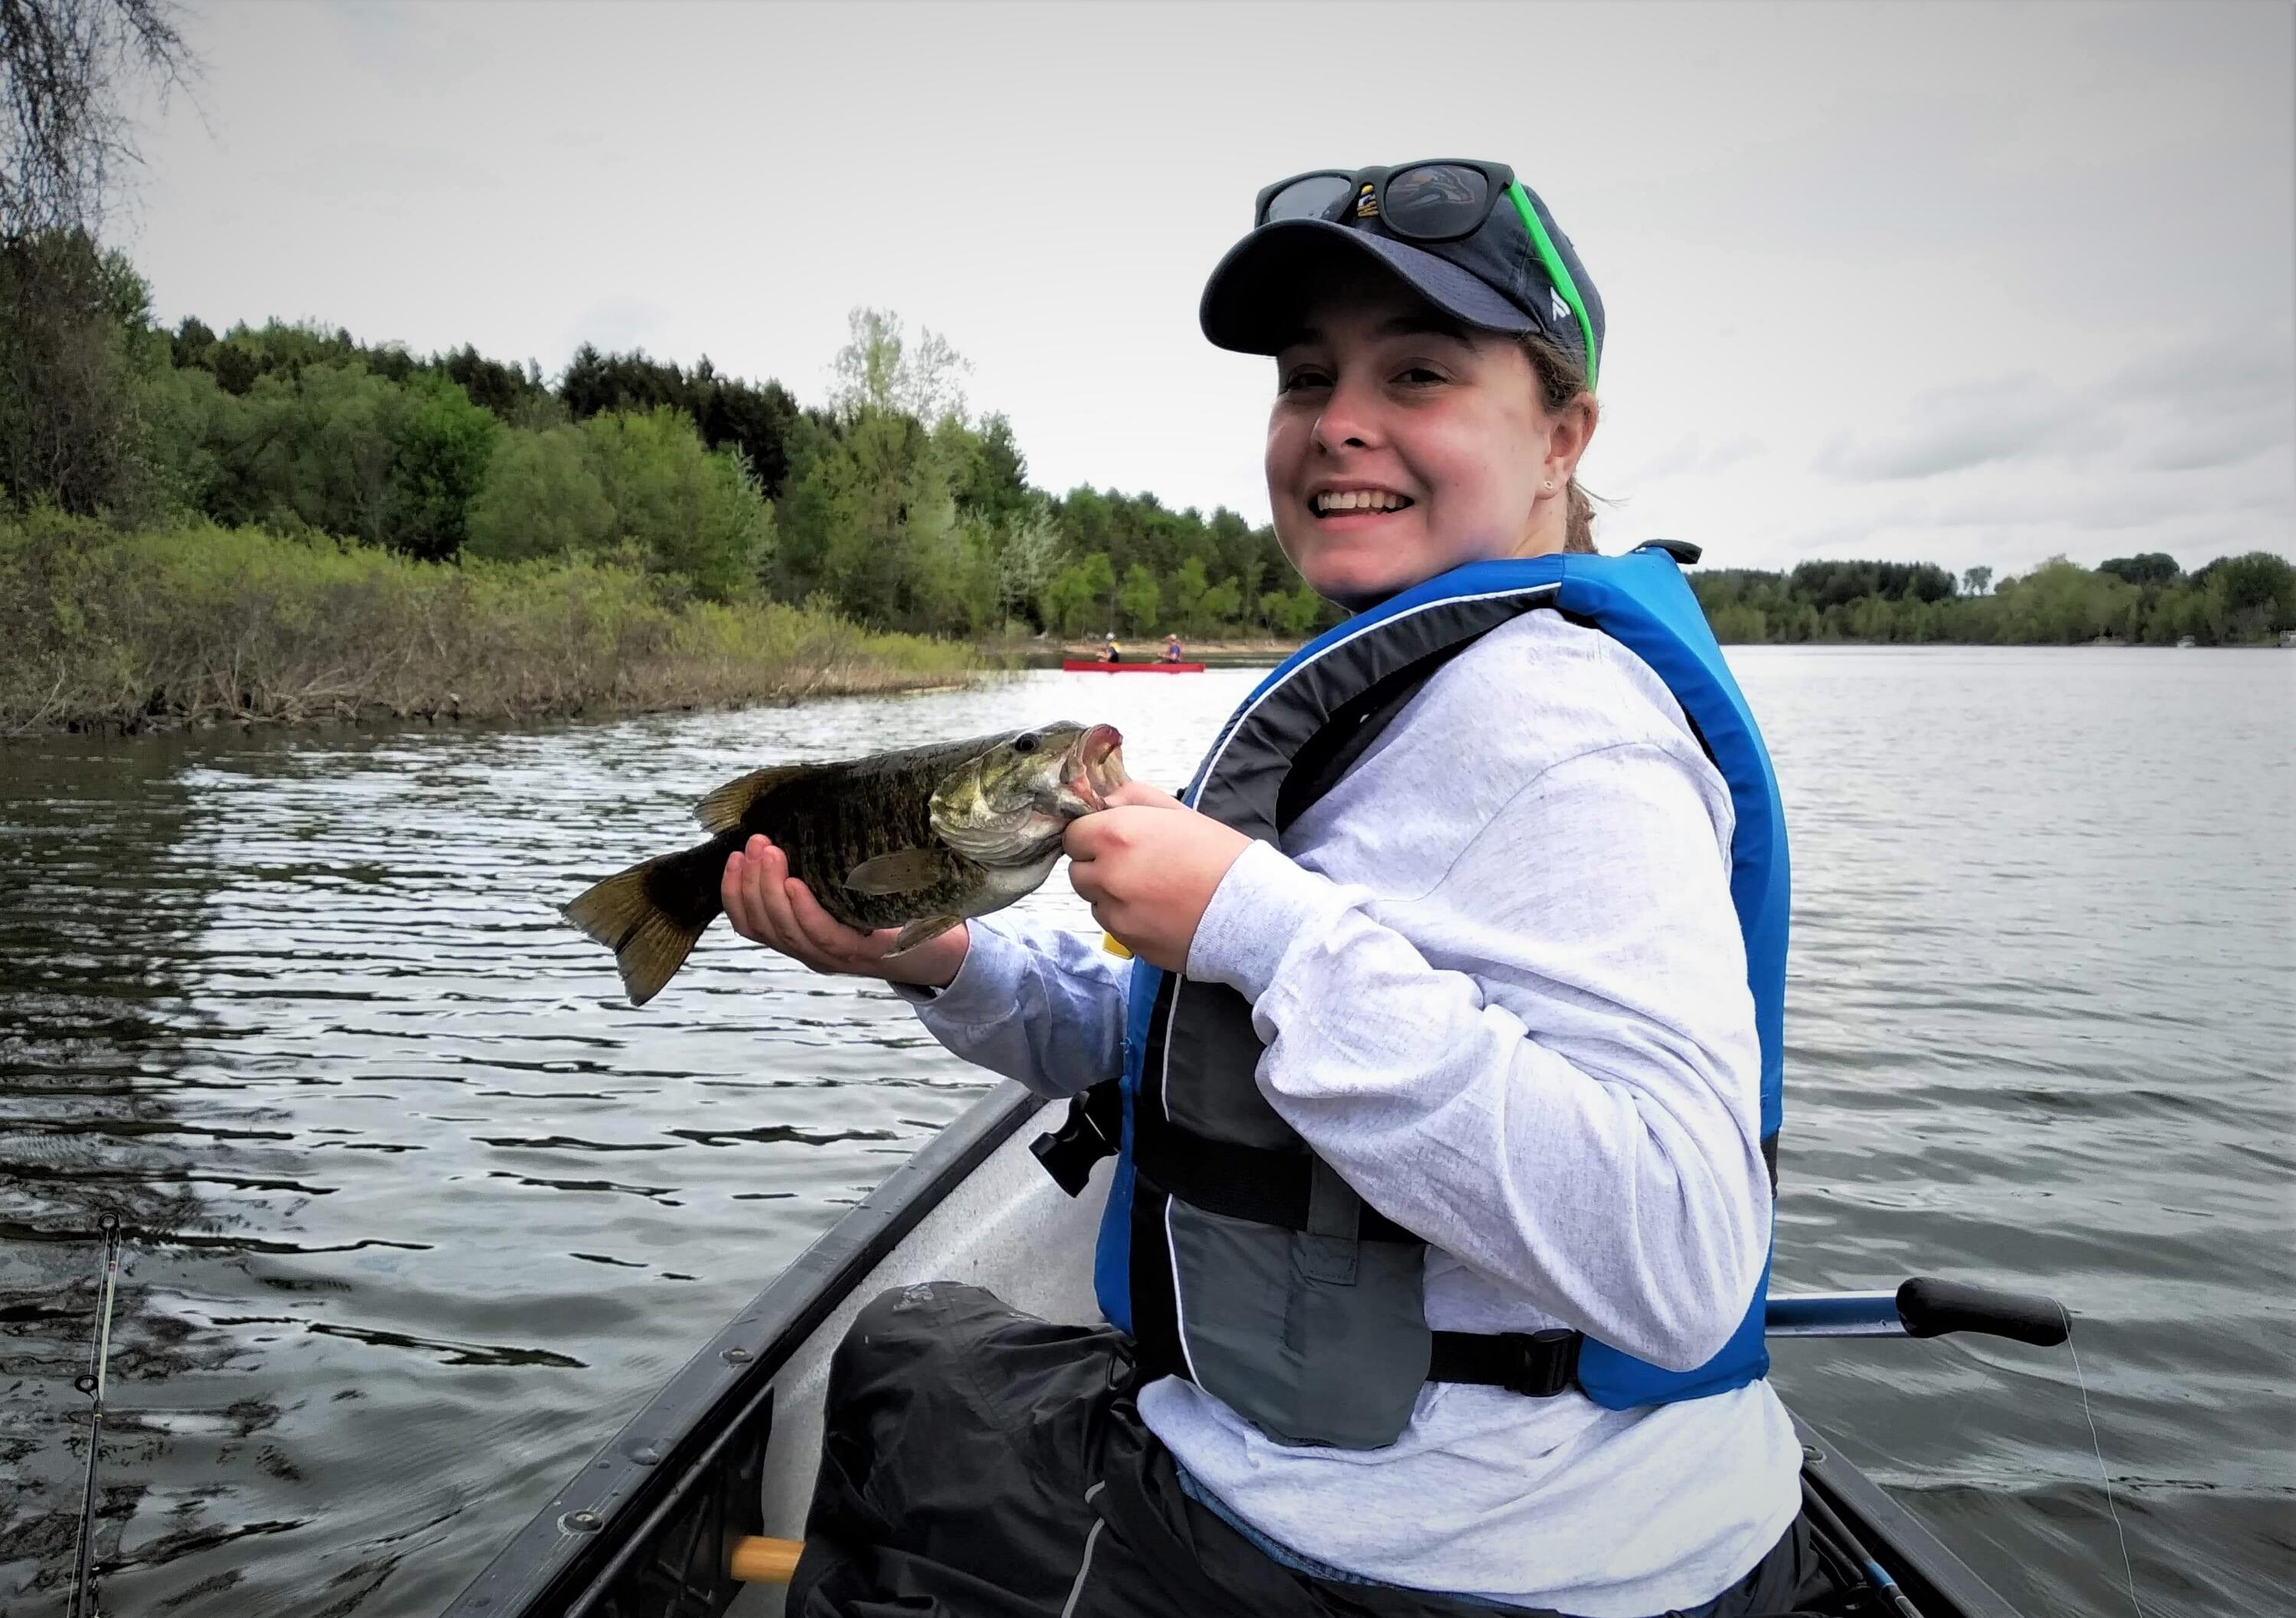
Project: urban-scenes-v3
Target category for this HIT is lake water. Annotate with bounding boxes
[1,648,2289,1618]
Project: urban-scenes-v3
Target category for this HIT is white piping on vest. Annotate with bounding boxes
[1154,579,1563,1385]
[1163,1192,1200,1383]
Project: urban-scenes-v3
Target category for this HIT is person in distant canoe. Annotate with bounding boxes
[1163,633,1185,663]
[1101,633,1124,664]
[723,159,1816,1616]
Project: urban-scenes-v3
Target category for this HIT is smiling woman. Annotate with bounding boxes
[762,161,1844,1618]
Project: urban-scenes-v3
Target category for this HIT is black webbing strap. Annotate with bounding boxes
[1130,1109,1420,1244]
[1427,1326,1584,1397]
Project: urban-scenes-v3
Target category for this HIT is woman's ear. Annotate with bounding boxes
[1543,393,1599,486]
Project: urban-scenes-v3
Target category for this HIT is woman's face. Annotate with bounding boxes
[1265,273,1593,608]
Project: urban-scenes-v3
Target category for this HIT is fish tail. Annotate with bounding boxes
[562,838,729,1006]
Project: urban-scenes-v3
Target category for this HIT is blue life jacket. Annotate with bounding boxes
[1034,543,1788,1443]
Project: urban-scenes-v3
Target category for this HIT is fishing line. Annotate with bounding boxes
[2066,1321,2144,1618]
[68,1214,123,1618]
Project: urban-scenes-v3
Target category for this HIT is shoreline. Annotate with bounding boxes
[3,665,990,742]
[0,514,985,742]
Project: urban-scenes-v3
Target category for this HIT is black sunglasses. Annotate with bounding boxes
[1253,160,1518,241]
[1248,158,1600,388]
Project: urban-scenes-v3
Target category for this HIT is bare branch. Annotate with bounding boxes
[2,0,197,238]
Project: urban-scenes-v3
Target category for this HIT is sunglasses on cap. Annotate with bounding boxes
[1252,159,1599,388]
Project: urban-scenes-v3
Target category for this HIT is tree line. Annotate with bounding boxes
[1692,553,2296,647]
[1,229,1332,641]
[3,227,2288,652]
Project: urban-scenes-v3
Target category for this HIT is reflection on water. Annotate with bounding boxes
[0,650,2289,1618]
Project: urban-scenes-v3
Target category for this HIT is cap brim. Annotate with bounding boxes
[1200,218,1536,354]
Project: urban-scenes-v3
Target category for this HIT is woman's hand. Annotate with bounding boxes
[721,834,968,988]
[1065,781,1252,973]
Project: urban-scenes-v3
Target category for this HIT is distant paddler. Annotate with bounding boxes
[563,724,1127,1005]
[1163,633,1186,664]
[1099,634,1123,664]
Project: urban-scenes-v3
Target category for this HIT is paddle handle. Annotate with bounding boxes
[1766,1279,2069,1346]
[1895,1277,2069,1346]
[730,1535,803,1584]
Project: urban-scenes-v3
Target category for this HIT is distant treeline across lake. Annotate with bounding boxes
[1694,555,2295,648]
[2,230,2291,733]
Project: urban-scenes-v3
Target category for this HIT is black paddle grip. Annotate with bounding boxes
[1895,1277,2069,1347]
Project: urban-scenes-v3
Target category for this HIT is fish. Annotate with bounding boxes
[563,722,1127,1006]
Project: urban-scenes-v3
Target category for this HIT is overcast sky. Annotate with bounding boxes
[130,0,2292,577]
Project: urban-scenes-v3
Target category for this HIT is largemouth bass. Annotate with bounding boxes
[564,722,1127,1006]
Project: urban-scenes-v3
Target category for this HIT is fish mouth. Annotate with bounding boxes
[1066,723,1127,811]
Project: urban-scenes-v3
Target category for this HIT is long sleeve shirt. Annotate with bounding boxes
[899,610,1802,1616]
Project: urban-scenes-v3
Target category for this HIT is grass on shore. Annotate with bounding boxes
[0,511,980,736]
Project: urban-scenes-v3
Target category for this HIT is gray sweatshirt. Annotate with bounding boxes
[902,610,1802,1616]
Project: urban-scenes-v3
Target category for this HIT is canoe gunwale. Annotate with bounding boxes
[443,1081,1045,1618]
[1795,1418,2021,1618]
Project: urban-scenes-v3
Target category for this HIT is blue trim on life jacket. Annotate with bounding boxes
[1093,958,1157,1333]
[1094,544,1787,1410]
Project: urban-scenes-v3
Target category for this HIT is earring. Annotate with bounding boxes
[1541,479,1555,491]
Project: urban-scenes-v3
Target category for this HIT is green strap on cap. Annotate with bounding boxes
[1505,181,1599,392]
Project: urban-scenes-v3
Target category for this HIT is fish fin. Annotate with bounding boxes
[843,847,949,895]
[886,915,963,957]
[695,765,812,834]
[562,847,718,1007]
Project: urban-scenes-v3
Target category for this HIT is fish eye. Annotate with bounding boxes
[1011,734,1039,755]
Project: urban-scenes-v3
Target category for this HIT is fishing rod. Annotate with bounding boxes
[69,1214,124,1618]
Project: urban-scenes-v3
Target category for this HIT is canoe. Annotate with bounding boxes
[1062,659,1208,673]
[448,1082,2056,1617]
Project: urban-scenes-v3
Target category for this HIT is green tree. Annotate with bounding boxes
[1074,552,1117,631]
[0,232,160,514]
[2098,553,2180,587]
[1117,562,1162,633]
[1261,583,1323,638]
[464,425,615,562]
[1196,574,1242,628]
[830,307,968,424]
[392,374,499,561]
[989,504,1065,628]
[2,0,195,515]
[1041,559,1097,636]
[951,412,1032,530]
[1170,556,1210,631]
[230,360,413,543]
[1961,565,1992,597]
[1052,553,1120,633]
[579,406,773,599]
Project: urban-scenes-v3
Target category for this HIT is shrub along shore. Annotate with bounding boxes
[0,511,978,737]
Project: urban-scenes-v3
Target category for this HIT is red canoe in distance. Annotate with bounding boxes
[1060,660,1207,674]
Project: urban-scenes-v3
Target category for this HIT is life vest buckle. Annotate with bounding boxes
[1428,1326,1584,1398]
[1029,1081,1123,1199]
[1500,1329,1583,1397]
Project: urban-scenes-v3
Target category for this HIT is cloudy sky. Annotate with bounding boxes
[129,1,2291,577]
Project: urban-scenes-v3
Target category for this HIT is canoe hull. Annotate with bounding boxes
[448,1083,2025,1618]
[1061,660,1207,673]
